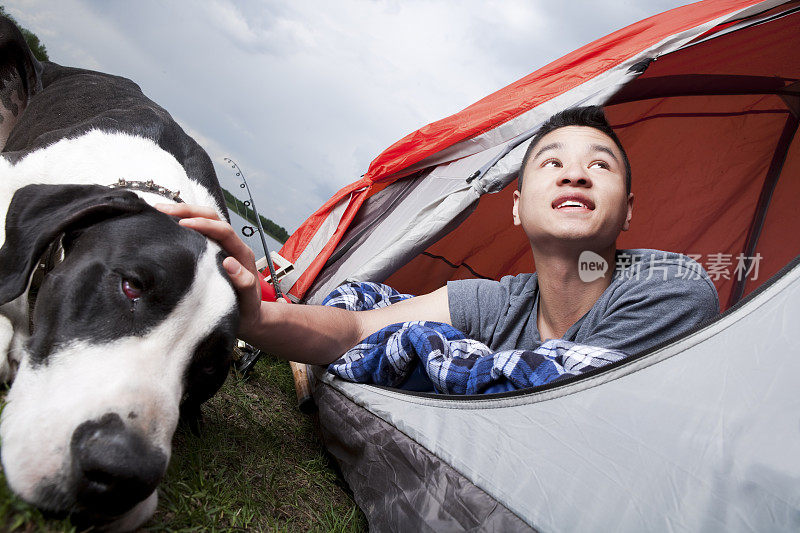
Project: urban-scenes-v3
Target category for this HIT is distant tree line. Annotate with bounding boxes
[223,188,290,243]
[0,6,49,61]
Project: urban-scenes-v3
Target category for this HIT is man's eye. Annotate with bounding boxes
[542,159,561,168]
[589,161,609,169]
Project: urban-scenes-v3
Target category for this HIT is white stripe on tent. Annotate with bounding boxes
[306,167,479,303]
[315,257,800,531]
[279,189,362,293]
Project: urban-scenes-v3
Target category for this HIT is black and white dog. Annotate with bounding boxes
[0,17,239,530]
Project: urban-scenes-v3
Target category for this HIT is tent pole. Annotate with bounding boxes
[728,112,798,307]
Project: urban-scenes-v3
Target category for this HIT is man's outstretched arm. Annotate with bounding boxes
[156,203,450,365]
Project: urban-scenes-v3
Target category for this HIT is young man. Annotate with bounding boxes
[157,107,718,364]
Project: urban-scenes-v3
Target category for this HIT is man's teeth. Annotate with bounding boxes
[558,200,586,208]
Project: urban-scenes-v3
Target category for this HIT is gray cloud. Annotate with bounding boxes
[5,0,692,233]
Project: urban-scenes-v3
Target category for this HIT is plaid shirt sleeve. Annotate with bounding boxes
[324,282,630,394]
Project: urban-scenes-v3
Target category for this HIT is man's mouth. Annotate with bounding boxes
[552,195,595,210]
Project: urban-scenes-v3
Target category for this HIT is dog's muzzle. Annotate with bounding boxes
[70,412,167,517]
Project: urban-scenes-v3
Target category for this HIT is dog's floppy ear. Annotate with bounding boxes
[0,184,147,305]
[0,15,43,151]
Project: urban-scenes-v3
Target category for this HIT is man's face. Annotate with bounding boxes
[513,125,633,252]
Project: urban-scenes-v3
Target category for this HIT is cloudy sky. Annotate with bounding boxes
[6,0,693,243]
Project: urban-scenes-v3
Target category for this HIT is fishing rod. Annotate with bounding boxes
[222,159,317,413]
[223,157,285,377]
[223,157,284,300]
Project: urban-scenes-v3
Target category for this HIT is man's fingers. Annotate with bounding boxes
[222,256,263,329]
[154,203,221,221]
[178,217,255,264]
[223,256,260,295]
[159,204,252,265]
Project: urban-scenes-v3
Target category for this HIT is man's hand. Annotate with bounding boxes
[154,203,263,340]
[155,202,452,365]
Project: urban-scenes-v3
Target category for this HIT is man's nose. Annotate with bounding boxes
[558,164,592,187]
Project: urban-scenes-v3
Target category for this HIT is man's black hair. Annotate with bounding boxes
[518,106,631,193]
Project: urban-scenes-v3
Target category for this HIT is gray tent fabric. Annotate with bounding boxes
[314,383,535,532]
[312,255,800,531]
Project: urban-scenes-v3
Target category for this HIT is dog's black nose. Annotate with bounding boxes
[70,412,167,516]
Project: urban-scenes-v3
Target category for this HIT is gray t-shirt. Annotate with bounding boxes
[447,249,719,354]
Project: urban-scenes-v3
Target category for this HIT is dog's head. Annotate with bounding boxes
[0,184,238,529]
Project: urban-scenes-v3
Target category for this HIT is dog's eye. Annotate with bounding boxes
[121,279,143,300]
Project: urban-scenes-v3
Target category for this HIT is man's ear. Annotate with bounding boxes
[0,15,43,151]
[0,184,147,306]
[622,192,634,231]
[512,190,522,226]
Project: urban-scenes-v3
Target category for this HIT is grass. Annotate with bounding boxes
[0,353,366,532]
